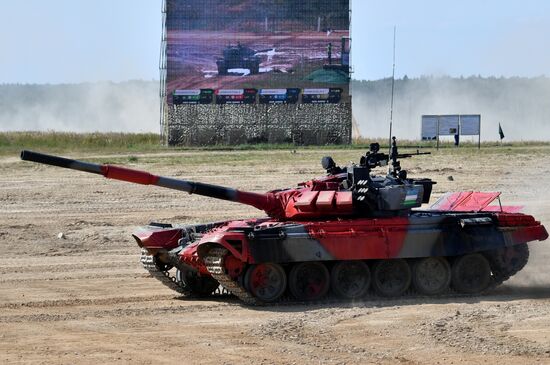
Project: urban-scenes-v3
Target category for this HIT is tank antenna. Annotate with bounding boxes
[388,26,397,167]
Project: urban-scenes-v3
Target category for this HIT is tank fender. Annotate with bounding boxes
[132,227,182,251]
[196,231,250,263]
[179,243,211,275]
[501,224,549,245]
[495,213,549,244]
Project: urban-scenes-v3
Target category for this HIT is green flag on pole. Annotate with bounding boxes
[498,123,505,140]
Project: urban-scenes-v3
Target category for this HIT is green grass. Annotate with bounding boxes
[0,132,164,156]
[2,131,549,158]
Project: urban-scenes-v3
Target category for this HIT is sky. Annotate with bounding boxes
[0,0,161,84]
[0,0,550,83]
[353,0,550,80]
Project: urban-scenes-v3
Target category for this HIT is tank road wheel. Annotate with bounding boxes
[176,269,220,297]
[372,259,411,297]
[330,261,371,299]
[289,262,330,301]
[451,254,492,294]
[412,257,451,295]
[244,263,287,303]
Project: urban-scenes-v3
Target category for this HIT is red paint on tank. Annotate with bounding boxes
[101,165,160,185]
[307,218,410,260]
[133,228,181,249]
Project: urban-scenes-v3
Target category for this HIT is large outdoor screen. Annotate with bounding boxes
[165,0,350,106]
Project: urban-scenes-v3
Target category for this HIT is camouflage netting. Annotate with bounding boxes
[164,103,352,146]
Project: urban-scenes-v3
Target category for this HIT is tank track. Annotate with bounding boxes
[140,249,191,295]
[142,244,530,306]
[199,248,483,306]
[203,247,259,305]
[140,249,231,297]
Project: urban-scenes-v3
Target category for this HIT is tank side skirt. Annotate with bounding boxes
[398,218,506,258]
[247,226,336,263]
[245,214,530,263]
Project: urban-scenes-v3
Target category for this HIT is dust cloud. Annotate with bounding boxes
[352,76,550,141]
[2,77,550,142]
[0,81,159,133]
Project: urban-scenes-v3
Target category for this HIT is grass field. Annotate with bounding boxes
[2,131,549,157]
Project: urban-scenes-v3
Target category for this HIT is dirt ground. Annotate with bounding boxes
[1,147,549,365]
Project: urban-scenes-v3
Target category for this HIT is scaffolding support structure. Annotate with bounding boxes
[159,0,168,142]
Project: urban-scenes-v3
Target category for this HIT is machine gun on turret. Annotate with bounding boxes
[388,136,431,179]
[358,137,431,178]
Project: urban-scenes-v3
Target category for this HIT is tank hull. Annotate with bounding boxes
[137,211,548,304]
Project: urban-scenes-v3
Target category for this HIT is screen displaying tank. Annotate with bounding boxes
[165,0,350,105]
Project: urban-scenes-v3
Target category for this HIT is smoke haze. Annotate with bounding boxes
[0,81,159,133]
[1,77,550,141]
[352,76,550,141]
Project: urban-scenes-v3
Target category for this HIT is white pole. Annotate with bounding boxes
[388,26,397,157]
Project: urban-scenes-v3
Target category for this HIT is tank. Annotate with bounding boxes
[20,140,548,304]
[216,44,261,75]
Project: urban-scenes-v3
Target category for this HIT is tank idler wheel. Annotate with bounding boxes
[486,243,529,284]
[176,269,220,297]
[451,254,492,294]
[289,262,330,301]
[372,259,411,297]
[154,256,173,272]
[330,261,371,299]
[244,263,287,303]
[412,257,451,295]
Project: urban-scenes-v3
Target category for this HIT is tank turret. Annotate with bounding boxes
[216,44,261,75]
[334,137,435,215]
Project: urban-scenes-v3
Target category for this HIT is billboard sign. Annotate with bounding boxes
[302,88,343,104]
[173,89,214,105]
[460,115,481,135]
[421,114,482,148]
[215,89,258,104]
[165,0,350,105]
[259,88,300,104]
[438,115,460,135]
[421,115,438,140]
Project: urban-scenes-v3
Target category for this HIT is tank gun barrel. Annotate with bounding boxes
[20,150,271,212]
